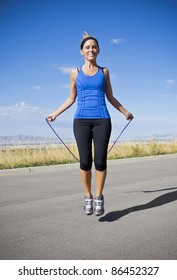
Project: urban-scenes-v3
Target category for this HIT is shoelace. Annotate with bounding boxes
[95,200,103,207]
[85,199,93,206]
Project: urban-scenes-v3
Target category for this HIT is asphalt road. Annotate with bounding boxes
[0,154,177,260]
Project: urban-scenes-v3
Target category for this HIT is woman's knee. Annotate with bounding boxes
[94,161,107,171]
[80,161,92,171]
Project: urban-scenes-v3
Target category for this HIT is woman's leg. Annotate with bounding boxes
[73,119,93,197]
[80,169,92,197]
[93,119,112,196]
[95,169,107,197]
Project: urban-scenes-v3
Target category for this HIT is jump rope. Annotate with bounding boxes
[45,118,132,162]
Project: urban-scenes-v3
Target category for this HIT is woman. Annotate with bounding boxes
[47,31,134,216]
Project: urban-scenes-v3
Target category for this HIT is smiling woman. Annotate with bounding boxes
[46,31,134,217]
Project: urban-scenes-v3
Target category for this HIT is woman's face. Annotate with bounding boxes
[81,39,100,61]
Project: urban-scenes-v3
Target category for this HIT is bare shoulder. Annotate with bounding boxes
[101,67,110,79]
[70,68,78,81]
[71,67,78,75]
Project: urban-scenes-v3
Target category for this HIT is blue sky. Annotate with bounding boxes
[0,0,177,141]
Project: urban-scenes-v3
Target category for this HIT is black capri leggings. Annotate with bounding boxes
[73,118,112,171]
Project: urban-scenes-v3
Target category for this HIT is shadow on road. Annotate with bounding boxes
[143,186,177,193]
[99,188,177,223]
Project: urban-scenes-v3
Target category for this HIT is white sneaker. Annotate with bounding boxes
[94,196,104,216]
[84,196,93,215]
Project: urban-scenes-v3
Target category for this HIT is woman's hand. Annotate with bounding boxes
[47,114,57,122]
[125,111,134,121]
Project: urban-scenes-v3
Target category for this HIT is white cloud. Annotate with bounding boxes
[0,102,75,137]
[160,93,177,98]
[0,102,53,136]
[166,79,175,85]
[33,85,42,90]
[61,83,70,89]
[52,64,74,74]
[0,102,47,121]
[15,101,27,108]
[110,73,117,79]
[110,38,124,45]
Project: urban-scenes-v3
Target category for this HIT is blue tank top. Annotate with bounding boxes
[74,67,110,119]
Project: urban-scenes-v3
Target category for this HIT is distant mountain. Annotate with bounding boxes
[0,135,62,146]
[134,133,177,141]
[0,133,176,147]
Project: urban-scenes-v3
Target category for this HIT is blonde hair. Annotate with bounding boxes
[82,31,91,40]
[80,31,99,49]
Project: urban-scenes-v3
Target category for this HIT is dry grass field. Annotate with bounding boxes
[1,140,177,170]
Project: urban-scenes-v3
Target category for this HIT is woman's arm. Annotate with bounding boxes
[103,68,134,120]
[47,68,78,121]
